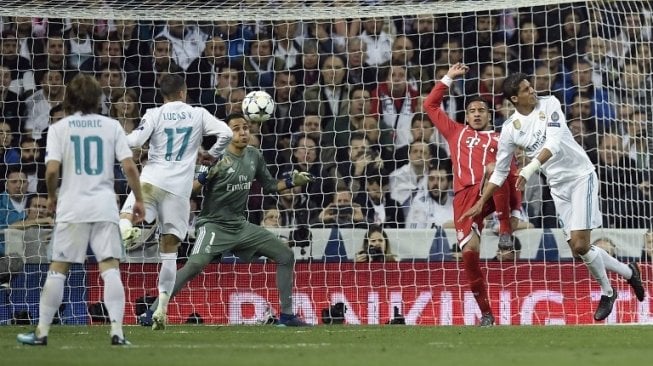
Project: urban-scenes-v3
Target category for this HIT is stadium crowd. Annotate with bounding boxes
[1,2,653,263]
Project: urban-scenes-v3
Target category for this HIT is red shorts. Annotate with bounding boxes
[453,175,522,247]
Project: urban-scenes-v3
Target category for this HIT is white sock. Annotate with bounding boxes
[101,268,125,339]
[157,252,177,312]
[37,271,66,337]
[594,245,632,279]
[119,219,133,237]
[580,246,613,297]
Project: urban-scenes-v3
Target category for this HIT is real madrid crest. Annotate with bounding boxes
[513,119,521,129]
[538,111,546,121]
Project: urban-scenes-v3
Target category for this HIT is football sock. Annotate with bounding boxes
[594,245,632,279]
[101,268,125,339]
[580,246,613,297]
[150,254,213,313]
[37,271,66,337]
[157,252,178,312]
[119,219,133,237]
[462,250,492,315]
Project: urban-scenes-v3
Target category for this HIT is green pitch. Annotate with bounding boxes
[2,325,652,366]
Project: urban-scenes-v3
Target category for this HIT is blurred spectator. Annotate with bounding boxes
[155,20,208,71]
[315,187,367,228]
[564,58,615,131]
[17,137,45,194]
[592,237,617,258]
[138,37,176,95]
[643,230,653,262]
[609,9,651,67]
[617,60,653,111]
[110,88,141,133]
[389,35,425,92]
[494,235,522,262]
[354,114,395,165]
[567,118,598,164]
[490,40,518,75]
[435,38,464,71]
[621,109,651,169]
[0,31,35,98]
[371,64,419,148]
[535,43,570,94]
[243,35,285,89]
[355,174,404,228]
[359,18,392,66]
[333,132,385,195]
[0,120,20,168]
[326,86,373,150]
[292,39,320,88]
[6,194,53,230]
[186,36,229,103]
[33,34,77,82]
[558,7,589,67]
[388,140,430,207]
[200,62,241,118]
[225,87,246,115]
[345,37,378,91]
[112,19,149,62]
[4,17,40,61]
[304,54,348,123]
[79,35,138,88]
[96,62,126,115]
[583,36,619,88]
[212,20,253,62]
[23,68,64,140]
[596,133,642,228]
[293,114,336,166]
[407,14,444,69]
[0,65,23,131]
[463,11,503,72]
[355,224,397,263]
[260,206,282,228]
[272,20,301,70]
[268,185,318,227]
[405,163,454,229]
[0,168,28,255]
[393,113,448,171]
[64,19,94,69]
[510,20,541,75]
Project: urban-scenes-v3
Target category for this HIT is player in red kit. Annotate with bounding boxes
[423,63,522,326]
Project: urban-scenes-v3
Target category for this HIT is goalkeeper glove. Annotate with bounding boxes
[197,164,210,185]
[285,170,315,189]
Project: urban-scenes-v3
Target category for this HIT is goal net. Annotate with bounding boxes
[0,0,651,326]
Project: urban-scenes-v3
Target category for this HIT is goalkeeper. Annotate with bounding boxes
[143,113,314,328]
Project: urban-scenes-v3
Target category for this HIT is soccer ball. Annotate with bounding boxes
[241,90,275,123]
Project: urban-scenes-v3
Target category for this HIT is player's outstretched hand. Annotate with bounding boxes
[446,62,469,79]
[459,201,483,222]
[515,175,527,191]
[292,170,315,187]
[132,201,145,225]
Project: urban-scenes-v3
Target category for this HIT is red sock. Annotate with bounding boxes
[462,250,492,315]
[493,183,512,235]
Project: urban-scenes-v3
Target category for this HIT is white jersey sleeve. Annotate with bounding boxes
[201,109,233,158]
[126,108,158,147]
[488,121,517,187]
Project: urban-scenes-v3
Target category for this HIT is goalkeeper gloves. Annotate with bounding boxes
[285,170,315,189]
[197,164,210,185]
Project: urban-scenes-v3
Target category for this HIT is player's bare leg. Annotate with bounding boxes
[152,234,180,330]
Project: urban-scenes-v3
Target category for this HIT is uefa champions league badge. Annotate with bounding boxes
[548,112,561,127]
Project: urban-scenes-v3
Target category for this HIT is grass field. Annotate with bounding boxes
[2,325,652,366]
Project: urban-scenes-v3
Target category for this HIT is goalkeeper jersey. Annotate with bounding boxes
[197,146,278,228]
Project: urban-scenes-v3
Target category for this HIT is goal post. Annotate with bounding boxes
[0,0,651,326]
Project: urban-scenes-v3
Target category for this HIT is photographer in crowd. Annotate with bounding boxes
[355,224,397,262]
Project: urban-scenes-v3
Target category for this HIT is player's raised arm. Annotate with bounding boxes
[422,62,468,138]
[202,109,233,158]
[126,110,155,148]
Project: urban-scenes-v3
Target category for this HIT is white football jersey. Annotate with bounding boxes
[489,96,595,187]
[127,101,232,198]
[46,113,132,223]
[405,189,454,229]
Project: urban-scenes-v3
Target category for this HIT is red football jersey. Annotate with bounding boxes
[424,81,505,193]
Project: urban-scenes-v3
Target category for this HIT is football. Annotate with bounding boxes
[241,90,275,123]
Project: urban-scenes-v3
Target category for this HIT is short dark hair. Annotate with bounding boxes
[464,95,488,110]
[226,113,247,124]
[159,73,186,99]
[63,74,102,115]
[411,113,431,126]
[503,72,530,104]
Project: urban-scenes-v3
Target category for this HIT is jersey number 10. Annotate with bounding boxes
[70,135,104,176]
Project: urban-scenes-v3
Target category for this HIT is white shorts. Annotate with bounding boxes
[121,183,189,240]
[549,171,602,240]
[50,222,122,263]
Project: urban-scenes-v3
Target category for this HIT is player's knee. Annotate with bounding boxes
[274,246,294,266]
